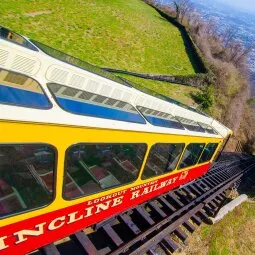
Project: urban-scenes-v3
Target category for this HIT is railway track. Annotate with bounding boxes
[33,153,255,255]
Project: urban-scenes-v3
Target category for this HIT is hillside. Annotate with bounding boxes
[119,74,199,106]
[185,202,255,255]
[185,168,255,255]
[0,0,195,77]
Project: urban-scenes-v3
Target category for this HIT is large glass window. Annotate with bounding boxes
[199,143,218,163]
[142,144,184,179]
[64,144,147,199]
[0,144,55,218]
[0,69,51,109]
[178,143,205,170]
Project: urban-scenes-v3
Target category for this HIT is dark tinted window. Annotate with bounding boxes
[178,143,205,170]
[64,144,146,199]
[199,143,218,163]
[0,69,51,108]
[0,144,55,218]
[142,144,184,179]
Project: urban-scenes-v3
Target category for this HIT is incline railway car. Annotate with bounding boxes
[0,26,232,255]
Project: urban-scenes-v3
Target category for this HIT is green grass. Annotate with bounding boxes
[186,202,255,255]
[210,203,254,255]
[119,74,199,106]
[186,169,255,255]
[0,0,195,75]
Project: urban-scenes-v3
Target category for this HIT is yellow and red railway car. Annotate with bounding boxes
[0,27,232,255]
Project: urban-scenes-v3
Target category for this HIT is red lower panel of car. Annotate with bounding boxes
[0,163,211,255]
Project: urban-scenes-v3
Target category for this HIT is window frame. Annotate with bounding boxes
[0,143,57,220]
[141,143,185,180]
[136,106,185,130]
[63,142,148,201]
[0,68,53,110]
[198,143,219,164]
[176,117,205,133]
[177,142,206,170]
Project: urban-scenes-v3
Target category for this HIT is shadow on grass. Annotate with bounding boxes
[154,8,207,74]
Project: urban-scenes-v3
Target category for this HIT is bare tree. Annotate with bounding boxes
[204,18,217,36]
[226,40,254,68]
[172,0,193,23]
[173,1,181,21]
[188,12,201,34]
[233,43,254,67]
[221,26,237,47]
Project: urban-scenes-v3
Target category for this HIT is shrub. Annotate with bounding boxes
[191,85,214,112]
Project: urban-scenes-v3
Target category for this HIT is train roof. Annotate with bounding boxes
[0,26,232,139]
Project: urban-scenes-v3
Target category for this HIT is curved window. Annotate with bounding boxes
[178,143,205,170]
[0,144,56,218]
[0,69,51,108]
[177,117,205,132]
[48,83,145,124]
[142,143,184,179]
[137,106,184,130]
[64,143,147,200]
[199,143,218,163]
[198,123,218,135]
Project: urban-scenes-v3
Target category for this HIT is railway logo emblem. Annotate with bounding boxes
[179,171,188,180]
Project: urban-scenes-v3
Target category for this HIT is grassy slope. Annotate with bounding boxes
[0,0,195,76]
[119,74,199,106]
[185,202,255,255]
[184,168,255,255]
